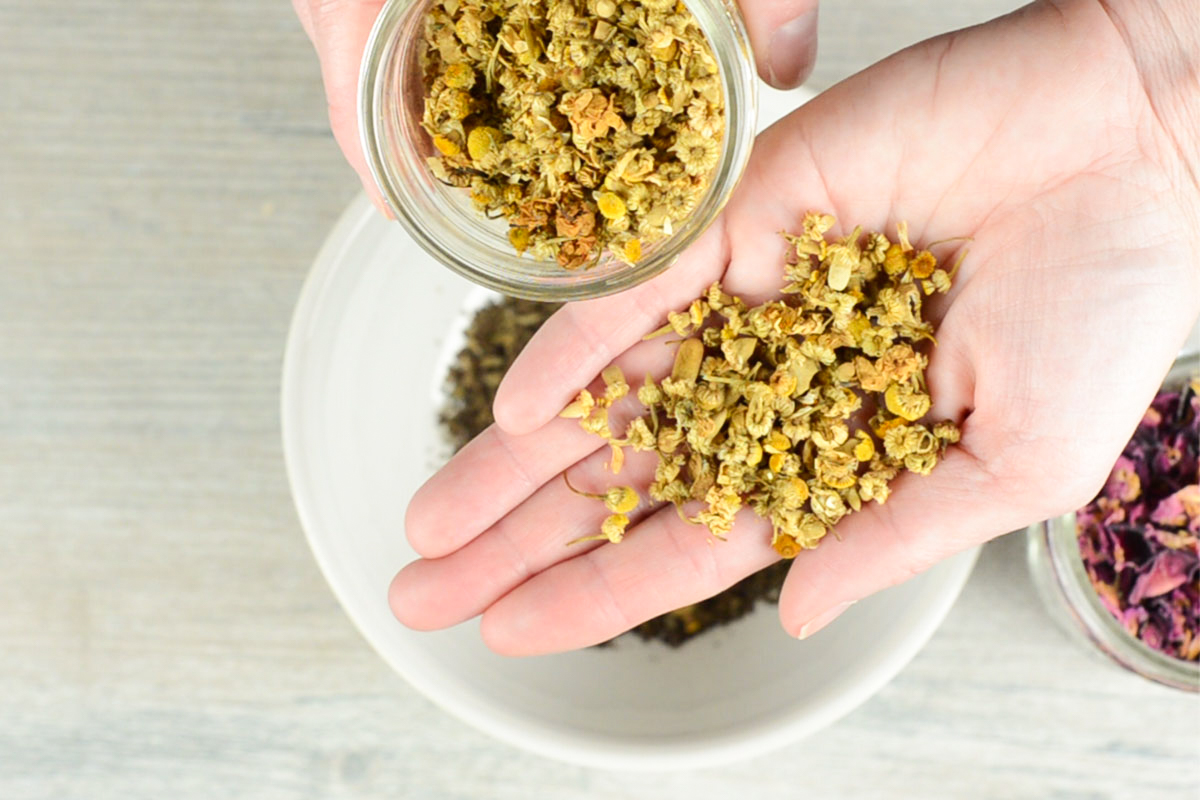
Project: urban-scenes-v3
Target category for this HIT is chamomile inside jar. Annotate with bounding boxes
[359,0,757,300]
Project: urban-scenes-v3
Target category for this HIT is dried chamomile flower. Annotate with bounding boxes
[853,431,876,461]
[909,250,937,279]
[564,473,641,514]
[596,191,627,221]
[884,381,932,422]
[671,130,721,177]
[560,389,596,419]
[508,227,531,254]
[618,238,643,264]
[600,364,629,403]
[933,420,961,444]
[568,513,632,545]
[561,212,964,556]
[432,134,461,157]
[444,62,475,89]
[421,0,725,270]
[466,126,503,161]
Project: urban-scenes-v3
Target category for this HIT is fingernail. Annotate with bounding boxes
[370,193,394,220]
[797,600,854,640]
[767,10,818,89]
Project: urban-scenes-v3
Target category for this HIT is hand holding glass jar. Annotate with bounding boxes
[296,0,1200,655]
[292,0,819,215]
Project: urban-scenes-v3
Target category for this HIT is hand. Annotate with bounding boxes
[392,0,1200,654]
[293,0,821,213]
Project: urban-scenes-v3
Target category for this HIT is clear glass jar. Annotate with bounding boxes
[358,0,757,301]
[1025,352,1199,692]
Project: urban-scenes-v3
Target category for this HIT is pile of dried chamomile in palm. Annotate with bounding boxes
[561,212,963,557]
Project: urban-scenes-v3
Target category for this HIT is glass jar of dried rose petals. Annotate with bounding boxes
[1026,352,1200,692]
[358,0,757,300]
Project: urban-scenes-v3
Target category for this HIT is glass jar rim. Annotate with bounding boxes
[357,0,758,301]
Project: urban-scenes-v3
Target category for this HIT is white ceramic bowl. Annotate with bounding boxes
[281,85,979,770]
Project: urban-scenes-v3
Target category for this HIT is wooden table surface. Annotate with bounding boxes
[1,1,1196,797]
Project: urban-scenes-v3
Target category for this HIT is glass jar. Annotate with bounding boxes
[358,0,757,301]
[1025,351,1199,692]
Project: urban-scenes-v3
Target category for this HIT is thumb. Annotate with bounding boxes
[740,0,820,89]
[301,0,392,216]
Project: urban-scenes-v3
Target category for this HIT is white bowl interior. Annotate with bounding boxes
[282,85,979,770]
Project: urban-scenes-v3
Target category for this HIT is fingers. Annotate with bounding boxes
[391,444,663,630]
[292,0,315,39]
[300,0,391,214]
[479,506,780,655]
[741,0,820,89]
[407,325,686,558]
[492,220,729,436]
[297,0,819,219]
[405,416,604,559]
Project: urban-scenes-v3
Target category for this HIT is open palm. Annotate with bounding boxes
[392,1,1200,654]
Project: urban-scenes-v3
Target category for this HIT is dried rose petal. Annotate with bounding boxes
[1128,550,1195,603]
[1104,456,1142,502]
[1150,485,1200,527]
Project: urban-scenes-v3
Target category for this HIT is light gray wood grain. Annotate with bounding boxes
[0,1,1196,798]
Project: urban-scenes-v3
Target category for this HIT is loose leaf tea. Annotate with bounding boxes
[420,0,725,269]
[440,297,562,450]
[1076,377,1200,662]
[440,296,787,645]
[561,212,962,557]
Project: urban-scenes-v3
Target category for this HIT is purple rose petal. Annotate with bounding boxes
[1128,550,1194,603]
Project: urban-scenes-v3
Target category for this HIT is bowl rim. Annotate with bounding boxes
[280,193,983,770]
